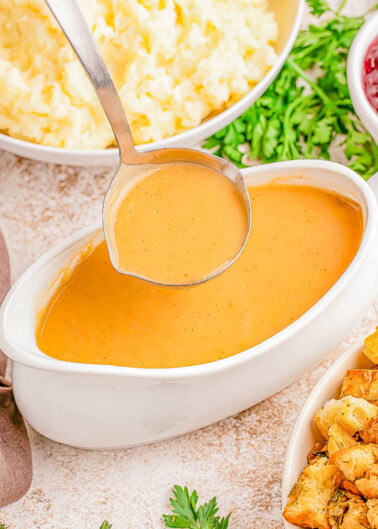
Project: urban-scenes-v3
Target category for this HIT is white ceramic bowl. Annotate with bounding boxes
[1,160,378,450]
[281,340,372,529]
[347,12,378,144]
[0,0,304,167]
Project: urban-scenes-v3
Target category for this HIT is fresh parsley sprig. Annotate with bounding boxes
[308,0,331,15]
[97,487,230,529]
[163,486,231,529]
[203,0,378,179]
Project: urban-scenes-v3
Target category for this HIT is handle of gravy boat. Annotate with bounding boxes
[45,0,138,164]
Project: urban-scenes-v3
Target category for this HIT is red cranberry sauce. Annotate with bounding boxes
[364,36,378,113]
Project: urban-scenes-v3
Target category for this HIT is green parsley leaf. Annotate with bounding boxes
[331,488,345,502]
[203,0,378,179]
[307,0,331,15]
[163,485,231,529]
[223,145,244,165]
[313,117,335,145]
[99,522,112,529]
[263,117,281,159]
[312,450,328,458]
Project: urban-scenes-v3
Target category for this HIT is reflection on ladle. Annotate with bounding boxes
[45,0,252,287]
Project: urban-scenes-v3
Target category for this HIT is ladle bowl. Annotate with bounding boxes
[45,0,252,287]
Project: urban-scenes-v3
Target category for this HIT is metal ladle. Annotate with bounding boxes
[45,0,252,287]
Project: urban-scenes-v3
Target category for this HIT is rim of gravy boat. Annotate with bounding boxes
[0,0,305,167]
[0,160,377,379]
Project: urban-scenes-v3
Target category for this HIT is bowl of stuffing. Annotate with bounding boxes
[0,0,304,166]
[282,327,378,529]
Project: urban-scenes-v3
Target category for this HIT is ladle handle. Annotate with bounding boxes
[45,0,138,163]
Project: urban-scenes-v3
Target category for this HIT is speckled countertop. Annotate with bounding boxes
[0,2,376,527]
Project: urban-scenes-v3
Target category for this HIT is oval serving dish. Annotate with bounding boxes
[0,0,304,167]
[1,160,378,450]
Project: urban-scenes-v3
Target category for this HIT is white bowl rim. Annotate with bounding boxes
[0,0,305,166]
[347,12,378,142]
[281,339,365,527]
[1,159,376,379]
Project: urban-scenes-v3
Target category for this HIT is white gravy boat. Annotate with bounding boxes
[1,160,378,449]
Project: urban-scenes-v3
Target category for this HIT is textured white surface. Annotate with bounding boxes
[0,1,376,527]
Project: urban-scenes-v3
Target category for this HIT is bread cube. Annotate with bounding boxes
[331,444,378,481]
[328,423,357,457]
[365,329,378,364]
[339,500,369,529]
[341,369,378,404]
[367,499,378,528]
[361,419,378,444]
[283,458,342,529]
[315,396,378,439]
[355,464,378,498]
[356,475,378,499]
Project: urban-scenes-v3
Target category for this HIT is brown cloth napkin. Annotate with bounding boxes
[0,230,32,506]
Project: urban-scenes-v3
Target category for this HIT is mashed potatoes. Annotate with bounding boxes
[0,0,278,149]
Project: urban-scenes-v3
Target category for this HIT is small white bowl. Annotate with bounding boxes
[1,160,378,450]
[0,0,304,167]
[347,12,378,144]
[281,340,372,529]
